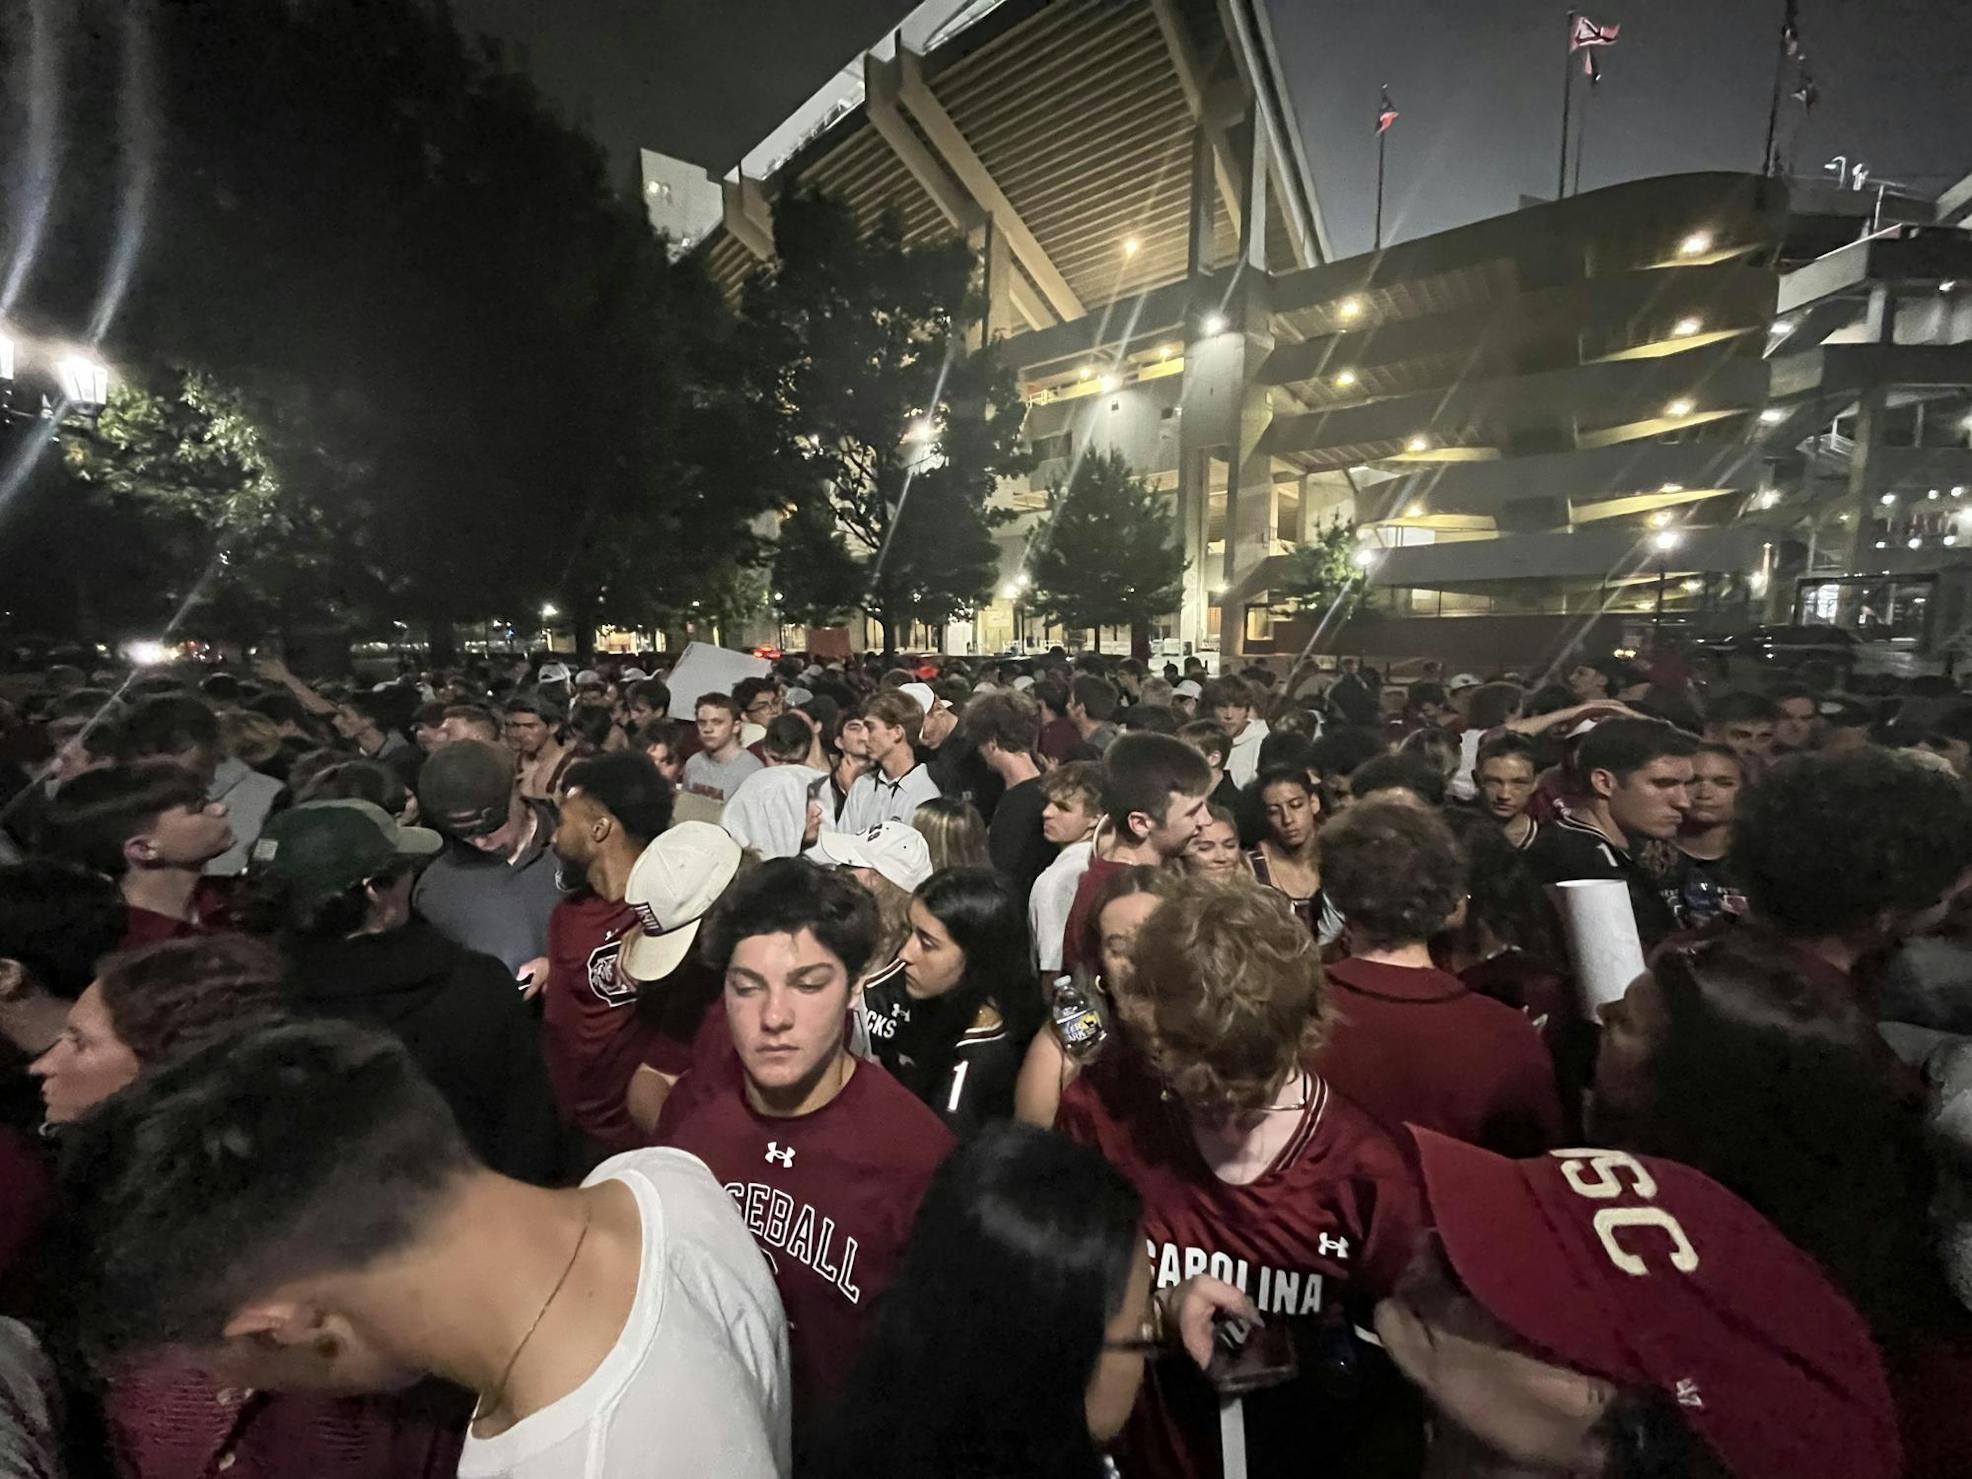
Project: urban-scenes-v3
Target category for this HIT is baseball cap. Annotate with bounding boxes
[250,799,441,898]
[621,821,742,981]
[620,666,650,682]
[416,740,516,838]
[898,681,939,716]
[1173,679,1203,700]
[814,821,932,893]
[1411,1129,1901,1479]
[536,662,572,685]
[1011,675,1035,691]
[574,668,602,688]
[1448,672,1484,692]
[913,663,939,680]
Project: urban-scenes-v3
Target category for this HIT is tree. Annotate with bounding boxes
[1027,449,1185,652]
[738,188,1030,654]
[1274,516,1365,625]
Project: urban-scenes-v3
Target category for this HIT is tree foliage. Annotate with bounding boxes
[1027,449,1185,637]
[1274,517,1364,621]
[737,188,1029,650]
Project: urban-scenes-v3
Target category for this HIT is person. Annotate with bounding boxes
[1057,875,1424,1479]
[677,692,762,805]
[722,764,828,861]
[908,795,990,872]
[244,799,562,1185]
[1433,809,1574,1059]
[1674,742,1747,927]
[1348,751,1447,807]
[411,701,449,754]
[838,691,939,830]
[859,868,1038,1136]
[625,678,671,729]
[413,739,561,984]
[563,702,627,767]
[653,859,953,1440]
[1592,935,1967,1477]
[1175,719,1241,818]
[544,754,694,1156]
[735,676,784,735]
[504,693,576,802]
[1320,800,1563,1155]
[331,689,421,790]
[117,693,285,876]
[1771,680,1823,753]
[1033,679,1082,766]
[1702,690,1780,780]
[634,716,687,786]
[1731,748,1972,988]
[1203,676,1269,788]
[1183,803,1246,878]
[43,764,236,946]
[1524,717,1696,949]
[1247,763,1330,939]
[812,1122,1253,1479]
[1064,675,1121,757]
[762,712,823,769]
[1472,732,1541,850]
[1375,1129,1902,1479]
[1028,762,1102,975]
[965,690,1052,896]
[61,1018,790,1479]
[814,820,933,967]
[439,704,502,745]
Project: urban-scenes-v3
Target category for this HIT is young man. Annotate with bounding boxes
[734,677,783,737]
[118,693,284,877]
[837,691,939,831]
[681,693,764,805]
[963,690,1051,897]
[1376,1132,1901,1479]
[633,717,687,786]
[1702,690,1780,779]
[439,704,503,745]
[1676,742,1747,927]
[1059,733,1211,973]
[1065,675,1121,757]
[1319,800,1562,1155]
[1202,676,1269,788]
[1472,732,1542,850]
[414,739,562,984]
[62,1019,791,1478]
[505,694,576,801]
[1770,680,1823,754]
[332,690,421,790]
[625,678,671,730]
[43,765,235,946]
[654,860,953,1434]
[1169,678,1201,720]
[1029,762,1103,975]
[1525,717,1696,949]
[1176,719,1241,817]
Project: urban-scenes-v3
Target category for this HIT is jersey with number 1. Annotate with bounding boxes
[858,959,1026,1137]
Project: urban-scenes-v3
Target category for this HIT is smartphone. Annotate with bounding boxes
[1205,1316,1298,1396]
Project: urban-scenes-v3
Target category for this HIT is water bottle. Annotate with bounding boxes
[1050,974,1108,1063]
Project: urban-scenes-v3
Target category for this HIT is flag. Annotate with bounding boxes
[1791,68,1818,112]
[1376,87,1398,135]
[1782,0,1801,57]
[1570,15,1619,81]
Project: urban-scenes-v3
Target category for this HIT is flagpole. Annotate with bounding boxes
[1573,82,1590,196]
[1761,0,1788,175]
[1375,123,1387,250]
[1557,8,1576,199]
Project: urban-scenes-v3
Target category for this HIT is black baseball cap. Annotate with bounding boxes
[250,801,441,898]
[415,740,516,838]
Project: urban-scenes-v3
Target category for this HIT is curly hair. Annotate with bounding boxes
[962,690,1041,755]
[1321,799,1466,949]
[1122,875,1325,1126]
[1037,760,1102,816]
[95,934,288,1063]
[1732,750,1972,939]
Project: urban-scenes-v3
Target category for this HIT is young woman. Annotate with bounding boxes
[910,796,991,872]
[1183,803,1247,879]
[860,867,1039,1136]
[811,1122,1252,1479]
[1248,762,1331,939]
[1436,808,1574,1057]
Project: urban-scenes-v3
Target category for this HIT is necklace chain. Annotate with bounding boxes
[474,1202,593,1425]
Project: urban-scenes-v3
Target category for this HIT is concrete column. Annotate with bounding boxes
[1177,448,1213,650]
[1187,121,1216,280]
[1844,285,1896,575]
[982,216,1015,345]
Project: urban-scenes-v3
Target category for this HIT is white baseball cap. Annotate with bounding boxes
[1448,672,1484,692]
[815,821,932,893]
[1173,679,1203,699]
[1011,675,1035,691]
[620,666,650,681]
[898,681,939,715]
[621,820,742,981]
[574,668,603,687]
[536,662,572,685]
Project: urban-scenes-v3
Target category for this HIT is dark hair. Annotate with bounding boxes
[1348,752,1447,806]
[1199,676,1252,712]
[411,701,447,731]
[296,756,405,814]
[628,678,671,714]
[116,694,219,762]
[1255,729,1317,776]
[1254,762,1319,843]
[913,868,1041,1048]
[198,674,243,704]
[1467,682,1524,730]
[439,703,501,740]
[763,712,814,765]
[1409,681,1449,711]
[1117,704,1176,735]
[1030,678,1069,721]
[1176,719,1230,769]
[60,1019,474,1364]
[1733,750,1972,939]
[1436,810,1565,972]
[502,691,564,723]
[92,934,288,1062]
[337,689,400,732]
[1102,732,1211,836]
[633,717,686,755]
[732,676,777,712]
[564,703,619,754]
[1691,741,1742,771]
[1322,800,1465,948]
[240,865,394,942]
[1768,679,1820,708]
[1475,732,1540,773]
[964,690,1041,755]
[43,764,212,876]
[814,1123,1140,1479]
[1308,725,1386,779]
[700,857,879,982]
[1576,718,1697,783]
[1602,932,1949,1346]
[0,862,126,999]
[1592,1386,1732,1479]
[1706,691,1781,728]
[563,752,672,847]
[1068,675,1118,724]
[248,690,311,729]
[1398,724,1463,781]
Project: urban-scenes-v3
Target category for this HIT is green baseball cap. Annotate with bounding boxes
[250,800,442,898]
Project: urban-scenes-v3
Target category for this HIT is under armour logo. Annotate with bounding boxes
[1317,1232,1350,1259]
[764,1142,796,1168]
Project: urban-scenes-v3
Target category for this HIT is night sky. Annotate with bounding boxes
[455,0,1972,259]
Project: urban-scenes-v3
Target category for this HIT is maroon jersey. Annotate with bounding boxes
[1058,1058,1424,1479]
[542,892,654,1155]
[1320,956,1563,1157]
[653,1047,953,1424]
[1059,855,1128,974]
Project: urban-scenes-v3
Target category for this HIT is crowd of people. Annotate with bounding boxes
[1,636,1970,1478]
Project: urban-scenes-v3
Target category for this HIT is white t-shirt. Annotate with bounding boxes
[1226,719,1271,789]
[1030,839,1094,973]
[837,762,940,832]
[456,1149,790,1479]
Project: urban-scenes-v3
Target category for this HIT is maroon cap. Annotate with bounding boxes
[1412,1129,1901,1479]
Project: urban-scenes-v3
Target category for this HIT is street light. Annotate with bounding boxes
[1338,296,1364,320]
[1334,369,1357,388]
[1759,408,1786,424]
[1672,316,1703,337]
[1200,311,1228,336]
[56,354,109,409]
[1678,231,1713,258]
[1665,398,1695,418]
[540,603,558,620]
[1405,434,1431,453]
[0,329,14,383]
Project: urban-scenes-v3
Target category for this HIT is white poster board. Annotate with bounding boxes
[665,641,769,711]
[1556,878,1647,1019]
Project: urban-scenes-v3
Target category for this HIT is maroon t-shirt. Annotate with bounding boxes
[653,1045,953,1424]
[1057,1058,1424,1479]
[1060,855,1129,975]
[121,879,237,949]
[543,893,653,1155]
[1319,956,1563,1157]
